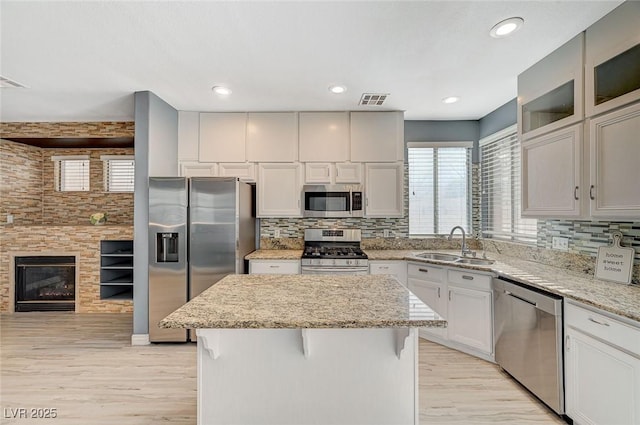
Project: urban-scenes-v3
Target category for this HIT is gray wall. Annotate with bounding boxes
[404,120,481,162]
[133,91,179,336]
[478,98,517,139]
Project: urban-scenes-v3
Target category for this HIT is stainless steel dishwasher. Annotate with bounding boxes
[493,277,564,415]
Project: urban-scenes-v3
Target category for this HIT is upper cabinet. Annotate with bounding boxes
[585,1,640,117]
[178,111,199,161]
[246,112,298,162]
[199,113,247,162]
[518,33,584,141]
[365,162,403,218]
[299,112,350,162]
[350,112,404,162]
[257,163,302,217]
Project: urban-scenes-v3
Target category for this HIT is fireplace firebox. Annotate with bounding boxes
[15,256,76,312]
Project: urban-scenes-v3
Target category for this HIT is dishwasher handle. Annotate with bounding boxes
[505,290,537,307]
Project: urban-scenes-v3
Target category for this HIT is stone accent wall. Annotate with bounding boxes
[41,148,134,225]
[0,121,134,137]
[0,225,134,313]
[0,140,43,225]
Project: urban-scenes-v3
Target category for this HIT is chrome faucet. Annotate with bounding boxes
[448,226,473,257]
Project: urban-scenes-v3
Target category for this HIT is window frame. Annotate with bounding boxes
[52,155,90,192]
[101,155,135,193]
[407,141,473,237]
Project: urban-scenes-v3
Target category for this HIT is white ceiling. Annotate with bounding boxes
[0,1,623,122]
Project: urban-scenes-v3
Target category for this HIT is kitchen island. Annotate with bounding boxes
[160,274,445,425]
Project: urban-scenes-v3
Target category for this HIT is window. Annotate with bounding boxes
[480,125,537,243]
[52,156,90,192]
[408,142,472,235]
[101,155,135,192]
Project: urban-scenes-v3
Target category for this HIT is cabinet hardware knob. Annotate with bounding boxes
[448,290,451,301]
[589,185,595,200]
[574,186,579,200]
[566,335,570,351]
[437,287,441,298]
[462,275,474,280]
[418,268,429,273]
[588,317,609,326]
[270,265,279,268]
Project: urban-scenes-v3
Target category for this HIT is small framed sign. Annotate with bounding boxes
[595,232,634,285]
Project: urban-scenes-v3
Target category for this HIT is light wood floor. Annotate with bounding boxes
[1,313,566,424]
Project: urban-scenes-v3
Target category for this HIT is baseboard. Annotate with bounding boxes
[131,333,150,346]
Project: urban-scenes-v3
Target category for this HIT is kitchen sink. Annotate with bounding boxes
[454,258,495,265]
[414,252,461,262]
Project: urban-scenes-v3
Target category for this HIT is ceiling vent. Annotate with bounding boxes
[0,75,27,88]
[359,93,389,106]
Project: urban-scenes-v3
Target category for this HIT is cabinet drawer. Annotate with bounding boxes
[565,302,640,356]
[407,263,444,282]
[447,269,492,290]
[249,260,300,275]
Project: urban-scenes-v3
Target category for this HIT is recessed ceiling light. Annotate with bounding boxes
[329,85,347,94]
[442,96,460,104]
[212,85,232,95]
[490,17,524,38]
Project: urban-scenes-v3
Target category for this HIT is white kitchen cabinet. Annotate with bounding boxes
[257,163,302,217]
[565,301,640,425]
[218,163,256,183]
[585,1,640,117]
[249,260,301,274]
[180,162,217,177]
[407,262,447,339]
[365,162,403,217]
[518,33,584,141]
[246,113,298,162]
[447,285,493,354]
[521,123,583,218]
[369,261,407,287]
[350,111,404,162]
[589,101,640,219]
[298,112,349,162]
[178,111,199,161]
[304,163,333,184]
[335,162,362,183]
[199,113,247,163]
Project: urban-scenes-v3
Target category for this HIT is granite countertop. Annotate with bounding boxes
[245,249,640,323]
[160,274,445,329]
[245,249,303,260]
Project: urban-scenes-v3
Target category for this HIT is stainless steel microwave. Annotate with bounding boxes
[302,185,364,218]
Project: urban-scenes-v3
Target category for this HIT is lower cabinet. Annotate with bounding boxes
[565,301,640,425]
[249,260,301,275]
[369,260,407,287]
[408,262,494,361]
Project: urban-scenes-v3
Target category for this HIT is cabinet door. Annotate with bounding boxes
[365,162,403,218]
[178,111,199,161]
[335,162,363,184]
[565,328,640,425]
[447,285,492,355]
[369,261,407,287]
[585,1,640,117]
[218,163,256,183]
[246,113,298,162]
[589,102,640,219]
[304,163,333,184]
[199,113,247,162]
[180,162,217,177]
[257,163,302,217]
[409,277,447,339]
[521,124,582,217]
[518,33,584,140]
[249,260,300,274]
[350,112,404,162]
[299,112,349,162]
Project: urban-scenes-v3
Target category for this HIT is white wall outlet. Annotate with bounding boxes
[273,228,281,238]
[383,229,392,238]
[552,236,569,251]
[6,214,13,224]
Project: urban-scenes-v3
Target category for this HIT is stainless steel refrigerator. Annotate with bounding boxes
[148,177,255,342]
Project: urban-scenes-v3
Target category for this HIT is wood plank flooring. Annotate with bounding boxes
[1,313,566,424]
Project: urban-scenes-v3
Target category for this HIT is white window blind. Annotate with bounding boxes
[52,156,90,192]
[408,143,472,235]
[102,156,134,192]
[480,125,537,243]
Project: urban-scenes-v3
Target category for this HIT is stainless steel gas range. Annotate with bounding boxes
[300,229,368,275]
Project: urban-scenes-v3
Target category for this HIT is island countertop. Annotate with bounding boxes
[160,274,445,329]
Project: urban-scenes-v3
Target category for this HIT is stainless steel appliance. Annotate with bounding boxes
[149,177,255,342]
[302,184,364,218]
[300,229,368,275]
[493,277,564,414]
